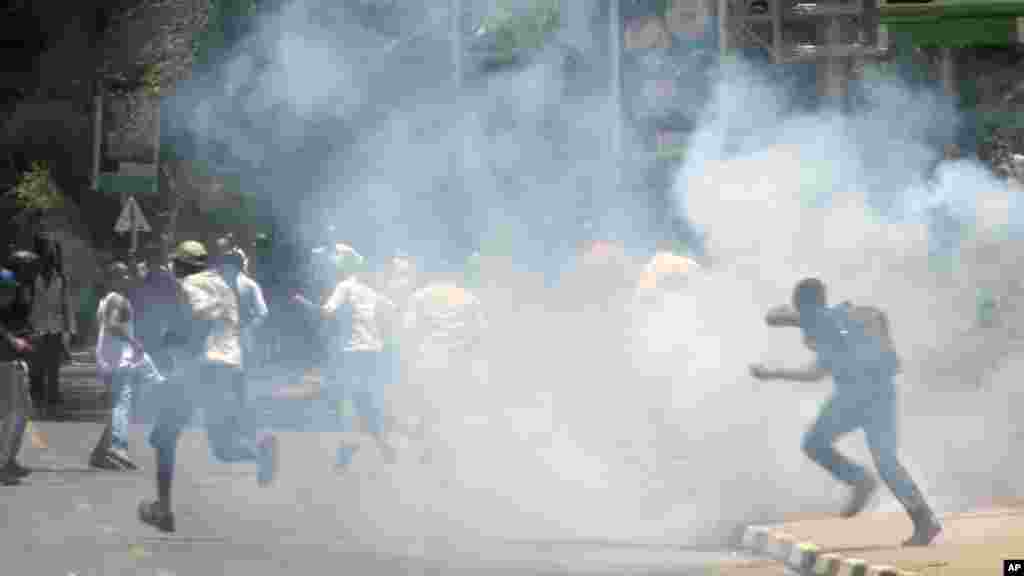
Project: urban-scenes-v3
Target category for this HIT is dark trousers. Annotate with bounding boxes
[802,385,931,514]
[29,332,63,412]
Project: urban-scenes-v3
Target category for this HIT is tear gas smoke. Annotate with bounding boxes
[163,0,1024,560]
[675,57,1024,532]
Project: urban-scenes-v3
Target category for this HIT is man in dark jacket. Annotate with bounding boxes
[750,278,942,547]
[0,267,35,484]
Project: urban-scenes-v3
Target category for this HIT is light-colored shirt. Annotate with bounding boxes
[404,282,486,358]
[220,265,269,330]
[323,277,394,352]
[95,292,134,373]
[179,269,242,367]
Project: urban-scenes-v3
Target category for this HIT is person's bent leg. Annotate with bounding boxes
[802,394,877,517]
[202,365,278,485]
[203,367,259,462]
[107,373,138,469]
[139,374,191,533]
[0,361,30,482]
[89,373,118,469]
[863,389,941,546]
[351,352,392,462]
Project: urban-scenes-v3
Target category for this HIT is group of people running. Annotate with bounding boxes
[0,230,942,547]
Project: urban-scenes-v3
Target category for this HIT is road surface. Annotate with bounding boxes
[5,364,766,576]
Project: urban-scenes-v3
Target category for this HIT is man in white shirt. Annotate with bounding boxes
[90,262,165,471]
[294,243,395,469]
[139,241,279,534]
[214,237,269,406]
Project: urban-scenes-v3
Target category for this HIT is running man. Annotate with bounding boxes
[293,243,396,469]
[138,241,279,533]
[750,278,942,546]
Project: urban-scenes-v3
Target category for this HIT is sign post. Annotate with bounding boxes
[115,195,152,258]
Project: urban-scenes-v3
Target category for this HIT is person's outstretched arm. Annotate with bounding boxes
[765,304,801,327]
[750,360,828,382]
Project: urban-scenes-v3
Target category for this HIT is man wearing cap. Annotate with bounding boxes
[0,267,34,484]
[90,262,166,471]
[294,243,396,469]
[214,237,268,407]
[139,240,279,533]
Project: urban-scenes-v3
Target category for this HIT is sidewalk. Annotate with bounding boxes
[740,504,1024,576]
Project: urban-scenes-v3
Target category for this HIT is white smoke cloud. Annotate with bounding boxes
[664,56,1024,534]
[163,0,1024,562]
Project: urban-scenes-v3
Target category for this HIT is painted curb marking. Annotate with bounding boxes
[739,524,920,576]
[768,532,796,561]
[740,525,768,550]
[788,541,820,573]
[814,552,842,576]
[839,557,867,576]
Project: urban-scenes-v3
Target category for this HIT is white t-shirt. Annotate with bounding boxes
[179,270,242,367]
[323,277,394,352]
[95,291,135,373]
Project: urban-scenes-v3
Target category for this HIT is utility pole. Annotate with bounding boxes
[450,0,463,91]
[718,0,731,55]
[609,0,624,195]
[822,1,846,107]
[91,79,103,192]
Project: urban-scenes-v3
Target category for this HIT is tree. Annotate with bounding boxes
[5,161,63,226]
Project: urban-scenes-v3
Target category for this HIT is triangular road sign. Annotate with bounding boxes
[114,196,152,233]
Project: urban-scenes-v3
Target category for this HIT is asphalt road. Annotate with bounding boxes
[13,367,763,576]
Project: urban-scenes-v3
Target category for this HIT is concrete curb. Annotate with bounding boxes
[739,525,918,576]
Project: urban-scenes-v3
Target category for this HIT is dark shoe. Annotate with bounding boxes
[335,444,358,473]
[903,511,942,547]
[138,499,175,533]
[90,453,128,471]
[257,435,279,487]
[0,468,21,486]
[6,461,31,478]
[107,448,139,471]
[840,475,878,518]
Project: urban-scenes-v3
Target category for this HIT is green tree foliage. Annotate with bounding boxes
[6,161,63,215]
[481,0,561,61]
[192,0,262,72]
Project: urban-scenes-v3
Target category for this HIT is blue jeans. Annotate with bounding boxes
[102,353,165,452]
[109,372,132,451]
[327,351,386,466]
[148,364,261,486]
[801,384,929,512]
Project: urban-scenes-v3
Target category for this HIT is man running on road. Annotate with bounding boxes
[294,243,396,469]
[750,277,942,547]
[138,241,279,533]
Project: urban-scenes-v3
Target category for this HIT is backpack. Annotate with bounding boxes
[828,302,902,377]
